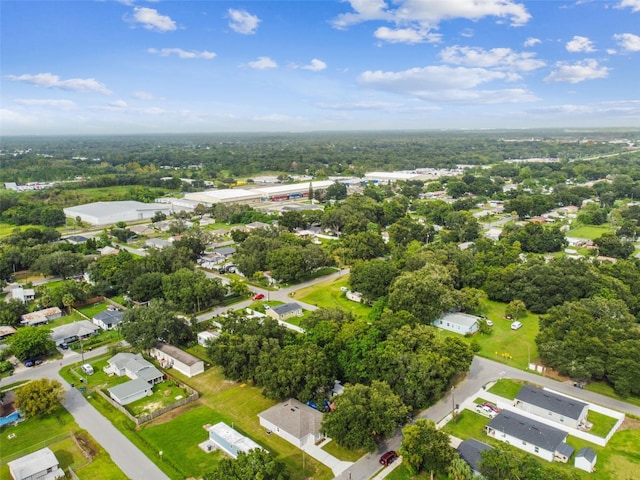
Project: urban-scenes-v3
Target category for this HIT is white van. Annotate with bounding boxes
[81,364,94,375]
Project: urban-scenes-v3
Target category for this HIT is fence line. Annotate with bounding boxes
[0,432,70,465]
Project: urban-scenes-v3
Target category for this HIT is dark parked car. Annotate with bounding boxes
[24,359,34,367]
[379,451,398,466]
[60,343,69,350]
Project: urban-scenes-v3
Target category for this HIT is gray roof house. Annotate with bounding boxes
[266,302,303,322]
[485,411,573,463]
[50,320,100,347]
[93,309,125,330]
[514,385,589,429]
[149,343,205,378]
[108,377,153,406]
[258,398,324,448]
[104,352,163,384]
[457,438,493,475]
[575,447,597,472]
[7,447,64,480]
[432,312,479,336]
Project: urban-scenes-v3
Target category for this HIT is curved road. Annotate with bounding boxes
[1,347,169,480]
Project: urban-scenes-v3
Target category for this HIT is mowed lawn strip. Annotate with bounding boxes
[487,378,530,400]
[294,276,371,318]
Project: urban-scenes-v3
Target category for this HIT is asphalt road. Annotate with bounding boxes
[1,346,170,480]
[333,355,640,480]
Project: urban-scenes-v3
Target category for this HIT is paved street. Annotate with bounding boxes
[1,347,169,480]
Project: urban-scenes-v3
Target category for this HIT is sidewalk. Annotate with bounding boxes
[303,438,354,476]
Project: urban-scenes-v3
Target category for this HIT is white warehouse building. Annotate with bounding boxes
[64,201,172,225]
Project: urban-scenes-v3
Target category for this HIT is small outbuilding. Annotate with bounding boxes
[197,330,219,347]
[208,422,262,459]
[108,377,153,406]
[149,343,205,378]
[432,312,479,336]
[575,447,597,472]
[7,447,65,480]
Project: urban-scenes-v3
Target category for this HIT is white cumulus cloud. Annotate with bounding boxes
[545,59,610,83]
[374,26,441,44]
[440,46,545,71]
[130,7,177,32]
[524,37,541,47]
[618,0,640,12]
[566,35,596,53]
[333,0,531,33]
[148,48,216,59]
[358,65,525,102]
[301,59,328,71]
[247,56,278,69]
[132,91,155,100]
[614,33,640,52]
[6,73,112,95]
[228,9,261,35]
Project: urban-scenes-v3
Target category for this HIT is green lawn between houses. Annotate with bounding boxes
[0,407,125,480]
[59,355,333,480]
[566,224,614,240]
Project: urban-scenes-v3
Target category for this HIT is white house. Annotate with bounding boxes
[258,398,324,448]
[108,378,154,406]
[485,411,574,463]
[197,330,219,347]
[104,352,164,384]
[575,447,597,472]
[432,312,479,336]
[514,385,589,429]
[346,291,363,303]
[266,303,303,322]
[10,287,35,303]
[208,422,262,459]
[7,447,65,480]
[50,320,100,347]
[92,309,125,330]
[20,307,62,326]
[149,343,205,378]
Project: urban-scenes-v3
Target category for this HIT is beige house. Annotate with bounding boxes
[149,343,205,377]
[266,303,303,322]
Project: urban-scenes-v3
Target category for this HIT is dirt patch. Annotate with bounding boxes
[618,416,640,431]
[73,431,98,458]
[140,399,203,428]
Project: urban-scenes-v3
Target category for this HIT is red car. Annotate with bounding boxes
[379,451,398,466]
[482,402,500,414]
[252,293,265,300]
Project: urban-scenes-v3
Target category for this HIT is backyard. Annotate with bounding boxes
[293,275,372,318]
[0,406,125,480]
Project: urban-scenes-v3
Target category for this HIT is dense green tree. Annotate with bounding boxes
[400,419,456,476]
[121,300,194,349]
[388,264,459,324]
[321,381,410,451]
[594,233,635,259]
[15,379,64,418]
[9,326,56,361]
[256,343,332,402]
[279,211,306,231]
[32,250,86,279]
[325,182,348,200]
[349,259,398,302]
[0,298,28,327]
[341,231,386,262]
[128,272,165,302]
[204,449,289,480]
[448,457,473,480]
[505,299,526,320]
[162,268,225,313]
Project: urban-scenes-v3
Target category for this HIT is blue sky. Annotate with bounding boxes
[1,0,640,135]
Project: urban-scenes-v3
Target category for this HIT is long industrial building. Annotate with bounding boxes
[63,201,172,225]
[184,179,357,205]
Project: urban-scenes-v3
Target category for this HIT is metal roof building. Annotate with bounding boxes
[63,201,171,225]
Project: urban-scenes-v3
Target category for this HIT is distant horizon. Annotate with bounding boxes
[3,125,640,141]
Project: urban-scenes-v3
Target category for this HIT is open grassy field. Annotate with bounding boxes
[0,406,125,480]
[566,224,614,240]
[293,275,372,318]
[77,302,109,319]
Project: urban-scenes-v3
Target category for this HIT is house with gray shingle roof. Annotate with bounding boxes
[266,302,303,322]
[514,385,588,429]
[258,398,324,447]
[104,352,163,384]
[93,309,125,330]
[457,438,493,475]
[432,312,480,336]
[108,378,153,406]
[485,411,573,462]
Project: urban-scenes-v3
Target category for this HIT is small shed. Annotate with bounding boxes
[197,330,219,347]
[108,378,153,405]
[575,447,597,472]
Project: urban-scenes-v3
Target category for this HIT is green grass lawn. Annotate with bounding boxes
[587,410,620,438]
[442,409,490,441]
[0,407,125,480]
[386,464,435,479]
[566,224,614,240]
[487,378,530,399]
[77,302,109,319]
[126,383,191,417]
[321,439,364,462]
[584,382,640,408]
[293,275,372,318]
